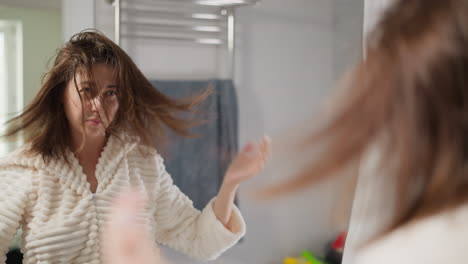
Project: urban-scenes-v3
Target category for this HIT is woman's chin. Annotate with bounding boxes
[85,126,107,139]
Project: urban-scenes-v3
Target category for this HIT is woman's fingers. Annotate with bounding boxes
[103,189,163,264]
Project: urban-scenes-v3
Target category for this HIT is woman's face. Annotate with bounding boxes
[64,64,119,143]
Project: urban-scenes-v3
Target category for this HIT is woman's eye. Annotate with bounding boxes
[106,91,117,96]
[80,88,91,93]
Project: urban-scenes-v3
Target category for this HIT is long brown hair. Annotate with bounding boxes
[266,0,468,235]
[3,30,209,164]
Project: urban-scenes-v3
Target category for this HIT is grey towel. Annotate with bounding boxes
[151,80,239,210]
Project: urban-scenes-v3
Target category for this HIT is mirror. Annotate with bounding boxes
[0,0,364,263]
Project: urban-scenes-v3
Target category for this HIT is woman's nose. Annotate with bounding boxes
[89,96,104,112]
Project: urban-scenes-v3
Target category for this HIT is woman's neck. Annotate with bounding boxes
[72,134,107,164]
[71,134,106,194]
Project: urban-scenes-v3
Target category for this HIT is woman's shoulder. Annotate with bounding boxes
[0,146,42,169]
[0,147,41,187]
[355,204,468,264]
[127,143,165,168]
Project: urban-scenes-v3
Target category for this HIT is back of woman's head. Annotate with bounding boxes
[3,30,207,164]
[266,0,468,234]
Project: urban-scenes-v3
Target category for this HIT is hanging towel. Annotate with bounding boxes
[151,79,239,210]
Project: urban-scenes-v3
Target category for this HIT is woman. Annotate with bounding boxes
[266,0,468,263]
[0,31,270,263]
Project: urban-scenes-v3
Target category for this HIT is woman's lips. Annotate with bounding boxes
[87,119,101,126]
